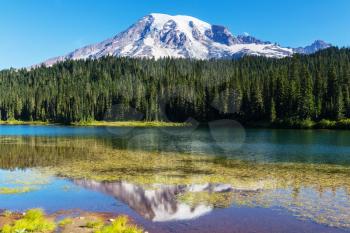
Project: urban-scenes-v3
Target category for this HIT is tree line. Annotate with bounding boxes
[0,47,350,124]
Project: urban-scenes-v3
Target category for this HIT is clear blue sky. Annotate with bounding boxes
[1,0,349,69]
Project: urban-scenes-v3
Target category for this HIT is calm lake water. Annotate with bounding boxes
[0,125,350,233]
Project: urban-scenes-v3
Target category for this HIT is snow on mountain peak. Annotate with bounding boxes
[39,13,332,67]
[293,40,332,54]
[149,13,211,31]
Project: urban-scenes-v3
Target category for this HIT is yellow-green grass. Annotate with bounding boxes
[0,187,34,195]
[94,216,142,233]
[58,218,73,227]
[71,120,190,127]
[1,209,56,233]
[85,220,104,229]
[0,120,51,126]
[0,119,189,127]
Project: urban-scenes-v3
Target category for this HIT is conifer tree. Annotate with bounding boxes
[298,66,314,119]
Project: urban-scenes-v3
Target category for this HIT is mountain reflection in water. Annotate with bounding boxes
[1,131,350,229]
[73,180,248,222]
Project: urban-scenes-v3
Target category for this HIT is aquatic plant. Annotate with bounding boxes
[41,145,350,228]
[0,170,51,195]
[93,216,142,233]
[177,191,234,208]
[0,187,34,195]
[2,136,350,228]
[1,209,56,233]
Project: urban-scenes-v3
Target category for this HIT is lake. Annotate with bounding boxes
[0,125,350,233]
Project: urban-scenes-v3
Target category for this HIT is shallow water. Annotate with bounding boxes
[0,125,350,232]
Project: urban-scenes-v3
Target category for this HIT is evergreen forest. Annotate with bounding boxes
[1,47,350,128]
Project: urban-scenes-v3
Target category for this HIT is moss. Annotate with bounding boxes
[1,209,56,233]
[94,216,142,233]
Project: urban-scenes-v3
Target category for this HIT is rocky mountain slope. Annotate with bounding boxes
[40,13,332,66]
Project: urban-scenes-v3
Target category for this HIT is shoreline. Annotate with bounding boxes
[0,120,189,127]
[0,209,143,233]
[1,119,350,130]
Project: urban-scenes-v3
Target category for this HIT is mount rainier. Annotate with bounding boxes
[41,13,332,66]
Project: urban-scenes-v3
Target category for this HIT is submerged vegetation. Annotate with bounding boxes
[38,142,350,192]
[23,138,348,228]
[54,151,350,228]
[0,187,34,195]
[0,170,51,195]
[0,136,350,228]
[177,191,234,208]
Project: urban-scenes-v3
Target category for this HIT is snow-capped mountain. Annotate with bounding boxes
[293,40,332,54]
[40,13,332,66]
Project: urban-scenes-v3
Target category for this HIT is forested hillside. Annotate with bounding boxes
[0,47,350,126]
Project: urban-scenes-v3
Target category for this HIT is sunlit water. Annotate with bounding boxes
[0,125,350,233]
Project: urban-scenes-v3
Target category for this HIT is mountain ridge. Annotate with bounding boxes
[39,13,332,67]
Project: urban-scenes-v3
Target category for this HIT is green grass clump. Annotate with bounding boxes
[0,187,34,195]
[58,218,73,227]
[94,216,142,233]
[1,209,56,233]
[271,118,350,129]
[85,220,104,229]
[298,119,315,129]
[274,118,315,129]
[316,119,337,129]
[336,118,350,129]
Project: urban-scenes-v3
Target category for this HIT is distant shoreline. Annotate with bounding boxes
[1,119,350,129]
[0,120,189,127]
